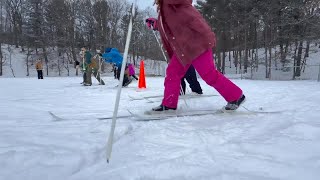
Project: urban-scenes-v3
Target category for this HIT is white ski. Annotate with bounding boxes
[127,108,281,121]
[99,107,282,121]
[128,94,218,102]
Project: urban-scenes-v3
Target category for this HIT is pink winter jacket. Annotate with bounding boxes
[157,0,216,65]
[128,64,135,75]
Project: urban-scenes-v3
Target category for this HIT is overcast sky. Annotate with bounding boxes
[128,0,154,10]
[129,0,198,10]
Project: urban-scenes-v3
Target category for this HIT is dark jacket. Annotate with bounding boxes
[158,0,216,65]
[85,51,92,64]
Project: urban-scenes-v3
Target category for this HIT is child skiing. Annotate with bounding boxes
[90,50,105,85]
[146,0,245,111]
[79,47,91,86]
[128,63,138,80]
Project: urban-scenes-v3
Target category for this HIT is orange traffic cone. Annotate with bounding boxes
[138,60,146,89]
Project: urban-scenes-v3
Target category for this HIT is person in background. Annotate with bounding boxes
[90,50,105,85]
[103,48,132,87]
[80,47,93,86]
[79,47,87,84]
[146,0,245,112]
[128,63,138,80]
[35,59,44,79]
[180,65,202,95]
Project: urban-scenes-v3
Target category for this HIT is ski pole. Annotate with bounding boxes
[151,29,168,63]
[106,3,135,163]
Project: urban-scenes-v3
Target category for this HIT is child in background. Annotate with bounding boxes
[103,48,132,87]
[128,63,138,80]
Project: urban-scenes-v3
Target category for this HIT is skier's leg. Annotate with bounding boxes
[37,70,40,79]
[82,71,86,84]
[85,68,92,85]
[192,49,242,102]
[122,74,129,86]
[94,71,105,85]
[185,65,202,94]
[116,68,121,80]
[161,54,190,109]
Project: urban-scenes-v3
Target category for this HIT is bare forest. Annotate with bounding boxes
[0,0,320,79]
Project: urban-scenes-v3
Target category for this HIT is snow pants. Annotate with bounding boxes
[162,49,243,108]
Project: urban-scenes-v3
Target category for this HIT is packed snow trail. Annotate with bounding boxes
[0,77,320,180]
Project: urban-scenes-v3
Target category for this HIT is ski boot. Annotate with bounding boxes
[224,94,246,111]
[152,105,177,111]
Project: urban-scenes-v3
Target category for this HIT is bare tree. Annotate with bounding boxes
[5,0,23,48]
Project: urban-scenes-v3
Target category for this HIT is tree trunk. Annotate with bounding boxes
[234,50,238,73]
[293,42,298,79]
[217,52,221,72]
[8,46,15,77]
[295,41,303,77]
[222,50,226,74]
[26,47,30,76]
[244,28,248,74]
[229,51,231,68]
[268,46,272,79]
[0,42,2,76]
[265,46,268,78]
[42,47,49,76]
[302,41,310,73]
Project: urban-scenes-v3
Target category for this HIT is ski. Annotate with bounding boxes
[128,94,218,102]
[98,114,132,120]
[98,107,282,121]
[128,109,225,121]
[127,107,282,121]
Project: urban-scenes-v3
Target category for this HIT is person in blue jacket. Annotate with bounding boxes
[103,48,132,87]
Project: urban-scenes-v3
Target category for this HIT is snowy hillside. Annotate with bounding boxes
[1,43,320,80]
[0,76,320,180]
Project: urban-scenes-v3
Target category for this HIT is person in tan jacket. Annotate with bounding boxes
[35,59,43,79]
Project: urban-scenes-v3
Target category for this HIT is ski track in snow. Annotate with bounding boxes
[0,77,320,180]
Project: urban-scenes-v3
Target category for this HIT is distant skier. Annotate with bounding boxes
[103,48,132,87]
[146,0,245,112]
[180,65,202,95]
[128,63,138,80]
[90,50,105,85]
[80,47,92,86]
[35,59,44,79]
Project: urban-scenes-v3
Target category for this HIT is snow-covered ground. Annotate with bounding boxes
[1,76,320,180]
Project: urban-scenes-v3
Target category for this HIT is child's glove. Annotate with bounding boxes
[146,18,158,30]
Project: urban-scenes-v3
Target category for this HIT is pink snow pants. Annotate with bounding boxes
[162,49,243,108]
